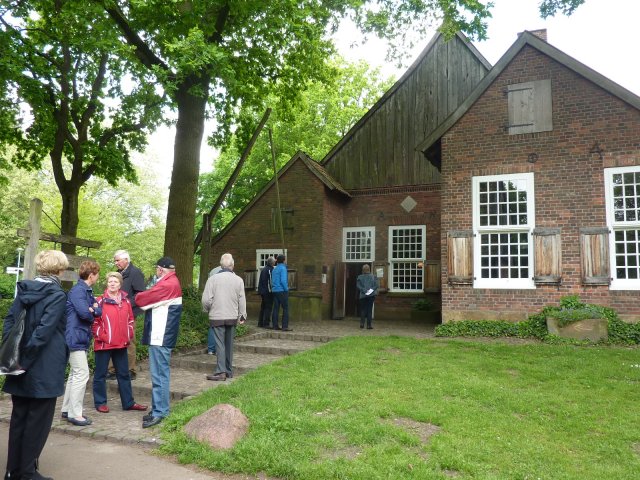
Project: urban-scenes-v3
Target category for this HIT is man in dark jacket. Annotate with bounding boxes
[257,256,275,328]
[112,249,145,379]
[2,250,69,480]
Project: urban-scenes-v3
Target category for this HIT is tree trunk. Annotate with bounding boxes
[59,184,81,256]
[164,75,209,287]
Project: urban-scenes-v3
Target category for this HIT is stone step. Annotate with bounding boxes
[171,351,278,374]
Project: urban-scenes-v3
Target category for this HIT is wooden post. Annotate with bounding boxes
[198,213,212,291]
[23,198,43,280]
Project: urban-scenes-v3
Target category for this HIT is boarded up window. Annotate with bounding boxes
[243,270,257,290]
[287,268,297,290]
[580,228,610,285]
[424,261,441,292]
[271,208,294,232]
[533,228,562,284]
[507,80,552,134]
[447,230,473,284]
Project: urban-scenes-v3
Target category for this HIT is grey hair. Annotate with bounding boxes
[362,264,371,274]
[266,256,276,266]
[219,253,234,269]
[113,249,130,261]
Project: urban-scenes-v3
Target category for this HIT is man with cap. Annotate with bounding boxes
[134,256,182,429]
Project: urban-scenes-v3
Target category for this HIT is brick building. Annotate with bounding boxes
[208,30,640,323]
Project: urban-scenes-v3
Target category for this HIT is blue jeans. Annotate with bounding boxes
[272,291,289,329]
[207,327,216,353]
[149,346,172,418]
[93,348,134,409]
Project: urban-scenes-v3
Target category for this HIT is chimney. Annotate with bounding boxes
[519,29,548,42]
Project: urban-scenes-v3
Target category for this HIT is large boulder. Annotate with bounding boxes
[183,403,249,450]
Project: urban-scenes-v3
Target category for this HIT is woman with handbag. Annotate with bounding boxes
[1,250,69,480]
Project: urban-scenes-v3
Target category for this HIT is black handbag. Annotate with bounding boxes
[0,309,26,375]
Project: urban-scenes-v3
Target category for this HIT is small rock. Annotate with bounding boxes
[183,403,249,450]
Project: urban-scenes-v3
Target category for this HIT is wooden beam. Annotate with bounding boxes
[194,108,271,250]
[65,254,96,270]
[23,199,42,280]
[17,228,102,249]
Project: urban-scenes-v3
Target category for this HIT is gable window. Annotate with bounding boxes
[473,173,535,289]
[605,166,640,290]
[271,208,293,232]
[388,225,425,292]
[343,227,375,262]
[507,79,552,134]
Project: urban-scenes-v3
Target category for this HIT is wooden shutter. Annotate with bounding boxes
[287,268,297,290]
[447,230,473,284]
[580,227,610,285]
[243,270,257,290]
[507,80,552,134]
[332,262,346,319]
[424,260,441,292]
[533,228,562,284]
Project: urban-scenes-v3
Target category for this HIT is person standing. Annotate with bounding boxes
[2,250,69,480]
[202,253,246,382]
[134,257,182,429]
[206,266,222,354]
[271,254,290,331]
[92,272,147,415]
[111,250,146,379]
[257,257,275,328]
[357,264,379,329]
[60,260,101,427]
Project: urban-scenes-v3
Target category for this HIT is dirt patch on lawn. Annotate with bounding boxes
[387,417,442,444]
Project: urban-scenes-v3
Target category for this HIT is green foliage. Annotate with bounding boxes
[0,274,15,299]
[197,57,394,234]
[412,298,434,311]
[436,296,640,346]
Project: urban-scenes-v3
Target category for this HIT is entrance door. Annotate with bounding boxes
[345,263,370,317]
[332,261,346,319]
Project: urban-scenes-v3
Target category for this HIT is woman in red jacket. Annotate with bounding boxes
[92,272,147,413]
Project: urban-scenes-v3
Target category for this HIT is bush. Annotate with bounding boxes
[412,298,434,311]
[0,275,15,299]
[435,296,640,345]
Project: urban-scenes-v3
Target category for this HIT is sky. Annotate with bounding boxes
[143,0,640,182]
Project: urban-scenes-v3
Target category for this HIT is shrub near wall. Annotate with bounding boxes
[435,299,640,345]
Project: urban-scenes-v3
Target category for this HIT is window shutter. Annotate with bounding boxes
[580,227,610,285]
[507,80,552,134]
[424,260,441,292]
[533,228,562,284]
[447,230,473,284]
[243,270,257,290]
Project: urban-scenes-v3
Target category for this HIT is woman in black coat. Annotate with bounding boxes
[2,250,69,480]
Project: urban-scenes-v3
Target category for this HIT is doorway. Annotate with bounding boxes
[345,263,370,317]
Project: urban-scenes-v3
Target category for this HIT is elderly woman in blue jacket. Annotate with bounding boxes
[60,260,101,427]
[2,250,69,480]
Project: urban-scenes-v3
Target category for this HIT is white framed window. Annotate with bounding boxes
[343,227,375,262]
[605,166,640,290]
[473,173,535,289]
[388,225,425,292]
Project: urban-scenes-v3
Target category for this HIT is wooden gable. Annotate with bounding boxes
[321,32,490,190]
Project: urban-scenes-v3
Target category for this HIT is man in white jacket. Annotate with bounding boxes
[201,253,246,381]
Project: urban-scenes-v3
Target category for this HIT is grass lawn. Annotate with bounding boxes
[160,336,640,479]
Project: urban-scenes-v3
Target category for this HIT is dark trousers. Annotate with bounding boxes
[359,296,375,327]
[93,348,134,409]
[272,291,289,329]
[6,395,56,478]
[258,293,273,327]
[213,324,236,377]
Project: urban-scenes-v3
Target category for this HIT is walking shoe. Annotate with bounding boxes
[67,416,92,426]
[129,370,137,380]
[282,328,293,331]
[60,412,68,419]
[207,351,215,355]
[96,405,110,413]
[126,403,148,411]
[367,326,373,329]
[142,413,153,422]
[206,373,227,381]
[142,416,163,429]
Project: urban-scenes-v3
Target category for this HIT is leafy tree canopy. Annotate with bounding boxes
[197,57,394,234]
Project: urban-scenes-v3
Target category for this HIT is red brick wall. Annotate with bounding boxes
[342,187,441,314]
[441,45,640,321]
[210,159,326,293]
